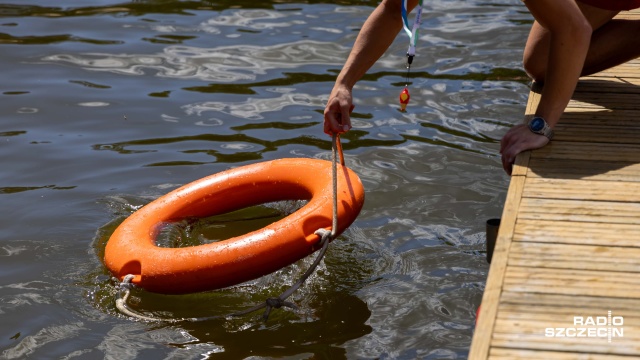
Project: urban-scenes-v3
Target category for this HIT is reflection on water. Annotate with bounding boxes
[44,41,348,82]
[1,0,531,358]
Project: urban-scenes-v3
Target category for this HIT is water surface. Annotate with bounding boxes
[0,1,532,358]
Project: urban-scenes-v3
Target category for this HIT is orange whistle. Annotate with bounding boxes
[399,87,410,112]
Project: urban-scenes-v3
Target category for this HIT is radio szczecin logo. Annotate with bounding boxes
[545,311,623,342]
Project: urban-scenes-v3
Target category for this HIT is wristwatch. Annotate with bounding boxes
[528,117,554,140]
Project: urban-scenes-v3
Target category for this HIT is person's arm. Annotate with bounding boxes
[323,0,418,135]
[500,0,592,174]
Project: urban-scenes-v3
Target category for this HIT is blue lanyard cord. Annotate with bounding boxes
[401,0,424,61]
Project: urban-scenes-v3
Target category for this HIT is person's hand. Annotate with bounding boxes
[500,124,550,175]
[323,85,354,135]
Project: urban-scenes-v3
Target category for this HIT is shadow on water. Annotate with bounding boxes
[169,291,372,360]
[182,68,529,95]
[90,125,497,167]
[91,132,412,165]
[0,185,76,194]
[369,67,530,86]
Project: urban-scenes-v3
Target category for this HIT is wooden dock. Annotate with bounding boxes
[469,10,640,359]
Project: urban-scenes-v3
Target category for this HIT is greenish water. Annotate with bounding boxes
[0,1,532,358]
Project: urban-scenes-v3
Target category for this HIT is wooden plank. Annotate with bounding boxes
[490,348,636,360]
[553,126,640,144]
[522,177,640,202]
[559,109,640,127]
[524,87,541,117]
[568,93,640,107]
[503,266,640,298]
[518,198,640,224]
[491,334,640,356]
[494,315,640,338]
[499,292,640,311]
[494,292,640,353]
[574,80,640,94]
[491,316,640,353]
[588,69,640,79]
[526,158,640,182]
[495,308,639,328]
[508,242,640,272]
[615,12,640,20]
[512,151,530,176]
[497,303,640,321]
[514,219,640,247]
[531,142,640,162]
[586,60,640,79]
[469,175,527,359]
[584,70,640,79]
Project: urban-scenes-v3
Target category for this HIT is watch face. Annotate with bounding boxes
[530,117,545,132]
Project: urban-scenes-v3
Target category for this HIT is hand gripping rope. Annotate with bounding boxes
[114,134,346,323]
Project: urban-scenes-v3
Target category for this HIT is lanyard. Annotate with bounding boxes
[399,0,423,111]
[401,0,424,61]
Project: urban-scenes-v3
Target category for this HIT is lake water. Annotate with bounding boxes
[0,1,533,358]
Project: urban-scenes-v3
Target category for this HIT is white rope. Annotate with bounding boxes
[115,275,183,322]
[330,133,339,237]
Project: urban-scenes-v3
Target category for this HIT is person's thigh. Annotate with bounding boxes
[522,0,618,82]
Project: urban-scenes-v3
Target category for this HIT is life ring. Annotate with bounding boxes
[104,158,365,294]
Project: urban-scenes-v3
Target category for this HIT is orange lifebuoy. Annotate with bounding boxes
[104,158,365,294]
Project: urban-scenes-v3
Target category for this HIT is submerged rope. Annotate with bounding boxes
[114,134,344,323]
[115,275,181,323]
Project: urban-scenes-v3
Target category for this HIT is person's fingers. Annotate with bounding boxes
[502,155,513,176]
[323,115,333,135]
[323,101,340,134]
[501,135,524,175]
[500,125,551,175]
[323,100,354,134]
[324,110,347,135]
[500,126,524,175]
[501,139,513,175]
[499,133,507,154]
[338,107,353,132]
[323,87,354,135]
[500,124,522,154]
[346,104,355,130]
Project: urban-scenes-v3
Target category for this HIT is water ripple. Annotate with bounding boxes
[200,9,296,31]
[183,92,323,120]
[1,322,86,359]
[3,0,530,357]
[43,41,348,83]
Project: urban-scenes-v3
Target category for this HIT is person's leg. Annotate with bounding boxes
[581,18,640,75]
[522,22,548,82]
[521,2,638,82]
